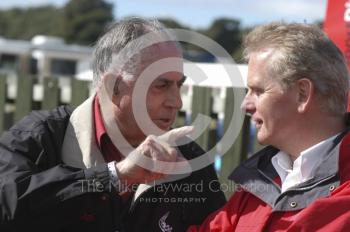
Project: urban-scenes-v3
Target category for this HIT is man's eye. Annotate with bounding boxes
[155,83,168,89]
[247,88,263,97]
[252,88,264,96]
[255,90,262,96]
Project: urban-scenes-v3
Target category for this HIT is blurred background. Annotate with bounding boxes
[0,0,325,63]
[0,0,329,198]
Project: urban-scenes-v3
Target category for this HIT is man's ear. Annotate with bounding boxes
[296,78,314,113]
[100,73,122,106]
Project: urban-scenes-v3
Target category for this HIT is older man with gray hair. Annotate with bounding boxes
[188,22,350,231]
[0,18,225,232]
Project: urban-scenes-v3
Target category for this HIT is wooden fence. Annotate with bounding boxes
[0,74,263,198]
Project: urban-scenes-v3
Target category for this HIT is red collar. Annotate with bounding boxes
[93,96,122,162]
[94,95,106,149]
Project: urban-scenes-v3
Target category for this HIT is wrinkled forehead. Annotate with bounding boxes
[247,49,283,87]
[135,42,183,77]
[141,42,182,62]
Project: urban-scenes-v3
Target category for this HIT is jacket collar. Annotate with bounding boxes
[228,130,349,210]
[229,131,348,183]
[61,95,105,168]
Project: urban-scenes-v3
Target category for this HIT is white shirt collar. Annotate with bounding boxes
[271,133,339,193]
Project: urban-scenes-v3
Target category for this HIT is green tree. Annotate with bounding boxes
[63,0,114,45]
[231,27,252,63]
[0,6,63,40]
[205,18,242,56]
[157,18,188,29]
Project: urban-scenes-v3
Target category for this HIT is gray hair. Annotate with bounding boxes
[243,22,349,115]
[92,17,179,88]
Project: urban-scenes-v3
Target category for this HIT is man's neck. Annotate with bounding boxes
[279,115,346,161]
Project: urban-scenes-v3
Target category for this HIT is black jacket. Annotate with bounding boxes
[0,106,226,232]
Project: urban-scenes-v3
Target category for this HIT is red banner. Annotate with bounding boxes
[323,0,350,110]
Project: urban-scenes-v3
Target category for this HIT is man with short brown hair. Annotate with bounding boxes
[188,22,350,232]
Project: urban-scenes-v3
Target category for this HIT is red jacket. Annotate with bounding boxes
[188,131,350,231]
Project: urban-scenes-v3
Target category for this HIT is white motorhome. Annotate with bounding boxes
[0,35,92,81]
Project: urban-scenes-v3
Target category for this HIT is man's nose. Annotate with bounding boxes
[165,86,183,109]
[241,94,256,115]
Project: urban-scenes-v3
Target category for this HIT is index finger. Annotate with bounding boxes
[157,126,194,145]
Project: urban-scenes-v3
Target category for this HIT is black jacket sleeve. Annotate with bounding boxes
[0,107,114,225]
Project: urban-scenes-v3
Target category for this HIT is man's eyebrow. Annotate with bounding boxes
[156,75,187,84]
[180,75,187,84]
[156,77,171,83]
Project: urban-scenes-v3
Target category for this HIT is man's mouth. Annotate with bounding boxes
[155,118,174,129]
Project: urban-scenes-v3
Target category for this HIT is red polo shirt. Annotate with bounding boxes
[93,96,135,201]
[93,96,122,163]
